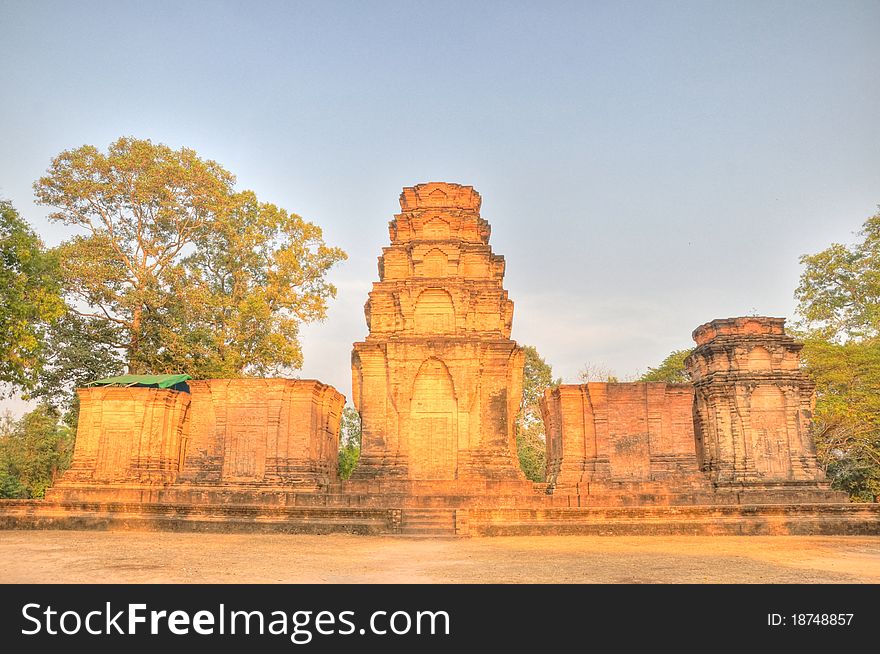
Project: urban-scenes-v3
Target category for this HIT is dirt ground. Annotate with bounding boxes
[1,531,878,583]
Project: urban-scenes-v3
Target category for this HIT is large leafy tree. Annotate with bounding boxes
[639,349,693,383]
[0,201,64,394]
[35,137,235,374]
[796,209,880,341]
[156,190,346,377]
[33,137,346,379]
[796,209,880,501]
[516,345,560,482]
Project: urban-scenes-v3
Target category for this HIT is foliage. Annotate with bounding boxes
[337,406,362,480]
[28,312,124,414]
[799,337,880,501]
[34,137,235,373]
[639,349,693,383]
[516,346,560,482]
[796,209,880,501]
[157,190,346,377]
[0,405,74,499]
[796,209,880,341]
[516,425,547,484]
[34,137,345,379]
[0,201,64,394]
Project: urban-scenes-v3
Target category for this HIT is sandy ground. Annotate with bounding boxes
[0,531,878,583]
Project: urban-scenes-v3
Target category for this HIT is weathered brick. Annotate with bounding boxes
[349,182,529,490]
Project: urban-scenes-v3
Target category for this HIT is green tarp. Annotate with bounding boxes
[88,374,192,391]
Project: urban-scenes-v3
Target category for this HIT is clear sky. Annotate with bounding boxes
[1,0,878,410]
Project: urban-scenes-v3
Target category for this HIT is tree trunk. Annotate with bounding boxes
[128,305,142,374]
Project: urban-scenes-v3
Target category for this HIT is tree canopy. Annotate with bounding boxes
[33,137,346,380]
[0,405,73,499]
[796,208,880,501]
[796,210,880,342]
[35,137,236,374]
[159,190,347,377]
[0,201,64,395]
[29,312,124,419]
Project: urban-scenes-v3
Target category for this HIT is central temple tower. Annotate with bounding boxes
[350,182,527,487]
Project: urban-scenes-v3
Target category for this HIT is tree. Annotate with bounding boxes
[577,363,618,383]
[155,190,346,377]
[34,137,346,379]
[796,208,880,501]
[0,404,74,499]
[639,349,693,383]
[0,413,24,498]
[798,339,880,501]
[516,346,561,482]
[35,137,236,374]
[796,209,880,342]
[0,201,64,394]
[337,406,362,480]
[27,312,124,427]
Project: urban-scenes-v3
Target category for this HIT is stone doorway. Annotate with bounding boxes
[409,358,457,480]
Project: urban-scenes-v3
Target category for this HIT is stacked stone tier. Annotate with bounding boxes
[351,182,528,486]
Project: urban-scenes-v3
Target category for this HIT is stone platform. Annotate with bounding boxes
[1,498,878,537]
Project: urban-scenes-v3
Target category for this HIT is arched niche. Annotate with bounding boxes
[422,248,448,277]
[422,217,450,240]
[747,346,772,371]
[748,385,790,476]
[413,289,455,334]
[409,358,457,480]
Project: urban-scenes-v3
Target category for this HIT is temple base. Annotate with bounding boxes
[1,497,877,537]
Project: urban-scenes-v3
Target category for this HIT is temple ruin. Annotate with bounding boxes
[542,316,840,506]
[687,317,825,485]
[350,182,530,492]
[1,182,877,535]
[50,378,344,504]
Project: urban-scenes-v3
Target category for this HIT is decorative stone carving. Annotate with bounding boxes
[59,387,191,485]
[685,316,825,485]
[541,382,702,491]
[179,379,344,489]
[350,182,527,485]
[51,379,344,499]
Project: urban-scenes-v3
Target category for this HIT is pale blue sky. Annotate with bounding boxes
[1,0,878,409]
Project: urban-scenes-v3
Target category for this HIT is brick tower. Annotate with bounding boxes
[350,182,527,488]
[685,317,826,485]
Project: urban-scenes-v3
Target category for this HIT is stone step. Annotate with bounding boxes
[402,517,455,525]
[401,509,455,519]
[399,509,458,536]
[400,520,456,528]
[1,500,877,536]
[401,514,455,522]
[398,530,459,537]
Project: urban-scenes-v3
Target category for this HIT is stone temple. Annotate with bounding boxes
[1,182,878,536]
[350,183,530,492]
